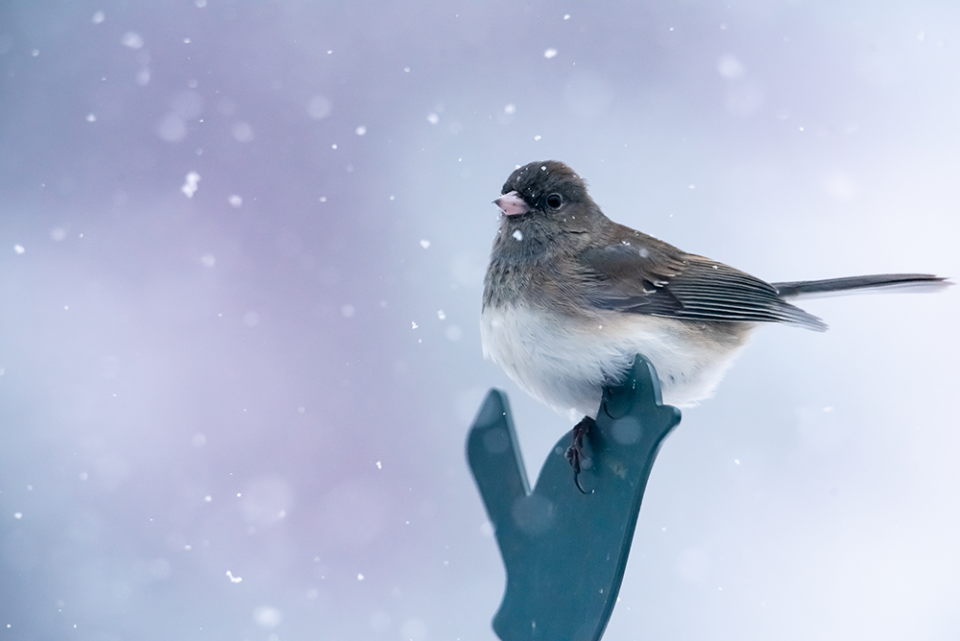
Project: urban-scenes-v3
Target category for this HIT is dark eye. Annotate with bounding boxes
[546,193,563,209]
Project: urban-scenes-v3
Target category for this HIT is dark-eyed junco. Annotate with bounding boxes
[481,160,949,486]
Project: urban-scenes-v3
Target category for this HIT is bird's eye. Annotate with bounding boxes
[546,193,563,209]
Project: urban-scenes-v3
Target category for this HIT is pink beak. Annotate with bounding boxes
[494,191,529,216]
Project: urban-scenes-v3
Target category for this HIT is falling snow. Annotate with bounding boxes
[2,4,955,640]
[181,172,201,198]
[232,122,254,142]
[120,32,143,49]
[307,95,332,119]
[253,606,282,628]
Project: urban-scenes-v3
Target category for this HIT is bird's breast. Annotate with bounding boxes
[480,304,753,417]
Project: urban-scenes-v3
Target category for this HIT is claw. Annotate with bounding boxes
[573,470,588,494]
[565,416,596,494]
[564,445,589,494]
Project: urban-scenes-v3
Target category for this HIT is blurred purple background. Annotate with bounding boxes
[1,1,959,640]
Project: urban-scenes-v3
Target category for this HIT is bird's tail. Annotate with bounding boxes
[772,273,951,300]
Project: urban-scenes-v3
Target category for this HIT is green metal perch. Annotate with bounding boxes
[467,355,682,641]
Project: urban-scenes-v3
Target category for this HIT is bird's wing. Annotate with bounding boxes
[577,244,827,330]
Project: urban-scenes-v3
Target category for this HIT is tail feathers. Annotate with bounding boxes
[773,274,952,300]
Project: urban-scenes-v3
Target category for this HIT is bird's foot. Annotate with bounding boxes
[564,416,596,494]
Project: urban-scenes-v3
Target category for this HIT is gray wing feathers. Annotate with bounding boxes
[578,246,828,330]
[668,260,827,330]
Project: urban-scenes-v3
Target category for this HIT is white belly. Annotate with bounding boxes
[480,304,751,420]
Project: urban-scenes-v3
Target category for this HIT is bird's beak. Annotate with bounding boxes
[494,191,529,216]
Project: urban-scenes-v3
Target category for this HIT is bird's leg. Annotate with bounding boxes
[565,416,596,494]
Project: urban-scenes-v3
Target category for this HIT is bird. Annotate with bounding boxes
[480,160,949,488]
